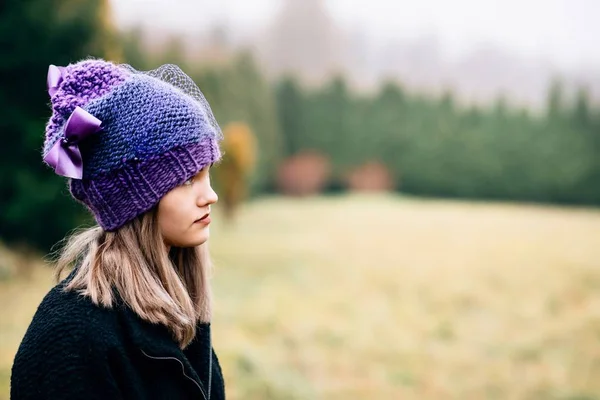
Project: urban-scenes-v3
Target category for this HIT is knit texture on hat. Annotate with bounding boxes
[43,59,222,231]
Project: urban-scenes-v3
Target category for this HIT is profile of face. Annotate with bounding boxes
[157,166,218,248]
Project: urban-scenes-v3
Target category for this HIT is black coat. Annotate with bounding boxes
[11,276,226,400]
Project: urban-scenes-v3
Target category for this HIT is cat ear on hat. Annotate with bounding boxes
[47,64,66,98]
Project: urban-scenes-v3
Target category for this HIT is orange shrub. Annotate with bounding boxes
[214,122,257,221]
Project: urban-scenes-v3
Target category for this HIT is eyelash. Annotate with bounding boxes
[183,168,211,186]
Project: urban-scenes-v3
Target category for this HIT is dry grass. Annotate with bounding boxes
[1,195,600,399]
[0,248,51,398]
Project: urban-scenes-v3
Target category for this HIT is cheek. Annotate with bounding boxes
[158,195,187,239]
[160,212,180,237]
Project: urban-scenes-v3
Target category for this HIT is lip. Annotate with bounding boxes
[194,213,211,225]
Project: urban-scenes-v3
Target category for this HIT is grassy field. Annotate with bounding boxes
[1,195,600,399]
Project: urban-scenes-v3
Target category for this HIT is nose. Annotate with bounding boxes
[197,183,218,207]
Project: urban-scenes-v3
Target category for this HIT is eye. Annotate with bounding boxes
[182,177,194,186]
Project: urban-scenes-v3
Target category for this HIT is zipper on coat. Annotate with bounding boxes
[141,349,209,400]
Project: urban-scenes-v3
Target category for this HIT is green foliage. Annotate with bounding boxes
[0,0,117,250]
[275,75,600,204]
[275,77,306,156]
[547,78,565,120]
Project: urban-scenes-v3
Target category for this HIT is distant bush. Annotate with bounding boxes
[345,162,395,192]
[276,151,331,196]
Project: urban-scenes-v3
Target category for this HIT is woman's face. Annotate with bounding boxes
[157,166,218,248]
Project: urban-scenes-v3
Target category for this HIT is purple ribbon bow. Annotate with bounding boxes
[44,64,103,179]
[43,106,102,179]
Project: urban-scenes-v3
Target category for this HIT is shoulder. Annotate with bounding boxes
[11,281,128,399]
[15,280,121,358]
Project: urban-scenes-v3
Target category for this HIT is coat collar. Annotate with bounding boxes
[116,303,183,357]
[114,297,213,398]
[61,268,214,398]
[113,295,212,358]
[63,267,211,373]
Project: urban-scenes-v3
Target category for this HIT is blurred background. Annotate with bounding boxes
[1,0,600,398]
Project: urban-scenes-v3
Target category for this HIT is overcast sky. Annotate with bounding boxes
[111,0,599,71]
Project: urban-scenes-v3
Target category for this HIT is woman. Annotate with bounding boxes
[10,58,226,399]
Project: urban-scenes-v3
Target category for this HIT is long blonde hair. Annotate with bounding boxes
[54,208,212,348]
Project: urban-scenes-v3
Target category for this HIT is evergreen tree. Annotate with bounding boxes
[0,0,119,250]
[276,76,306,156]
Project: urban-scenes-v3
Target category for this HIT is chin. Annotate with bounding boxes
[192,237,209,247]
[185,231,210,247]
[166,227,210,248]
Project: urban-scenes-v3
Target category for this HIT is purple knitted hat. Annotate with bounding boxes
[43,59,222,231]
